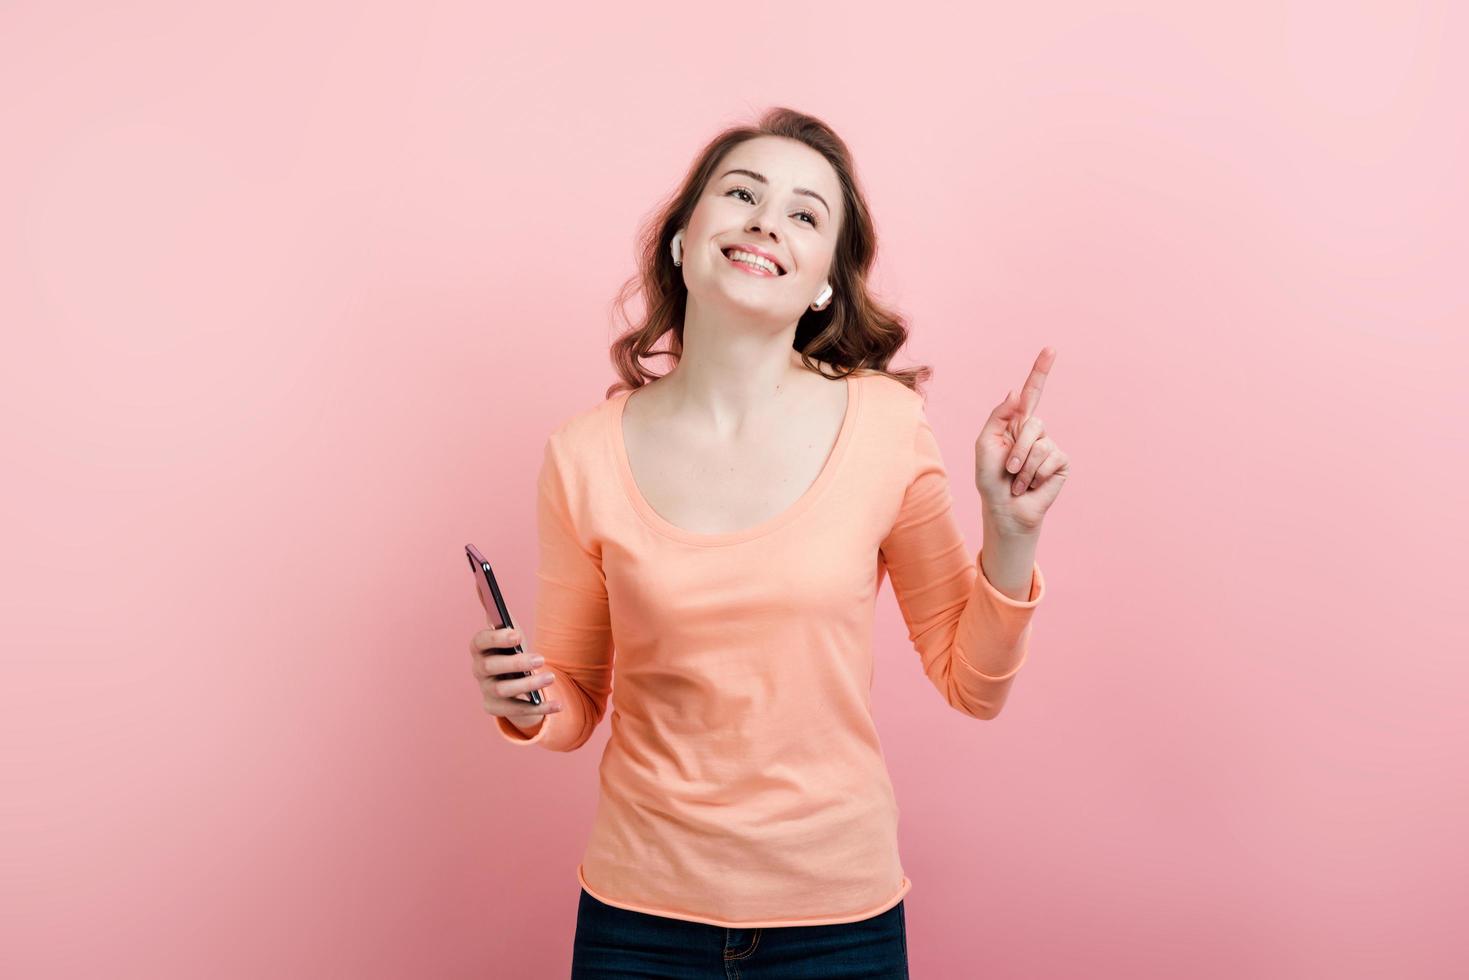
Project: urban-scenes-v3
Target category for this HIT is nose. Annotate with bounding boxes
[745,203,781,243]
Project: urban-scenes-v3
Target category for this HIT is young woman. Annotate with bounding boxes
[470,107,1069,979]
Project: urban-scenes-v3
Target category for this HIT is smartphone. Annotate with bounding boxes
[465,542,542,706]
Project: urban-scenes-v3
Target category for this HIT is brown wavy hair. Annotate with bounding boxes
[604,107,931,400]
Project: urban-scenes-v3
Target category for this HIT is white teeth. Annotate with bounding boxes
[725,249,779,274]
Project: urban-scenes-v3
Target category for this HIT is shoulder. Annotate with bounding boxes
[547,391,618,446]
[855,368,919,397]
[846,370,931,475]
[539,392,619,483]
[854,369,926,422]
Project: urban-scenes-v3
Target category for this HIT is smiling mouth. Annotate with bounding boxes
[721,247,785,276]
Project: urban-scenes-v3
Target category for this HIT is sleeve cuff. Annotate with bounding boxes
[496,711,551,746]
[952,552,1044,683]
[975,549,1045,608]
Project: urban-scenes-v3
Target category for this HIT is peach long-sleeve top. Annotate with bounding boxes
[496,369,1046,928]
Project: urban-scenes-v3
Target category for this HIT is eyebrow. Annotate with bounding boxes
[718,168,831,216]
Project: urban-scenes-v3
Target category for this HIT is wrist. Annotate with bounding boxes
[983,508,1040,541]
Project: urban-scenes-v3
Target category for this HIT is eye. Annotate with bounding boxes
[725,186,820,228]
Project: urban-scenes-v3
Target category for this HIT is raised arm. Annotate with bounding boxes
[879,407,1045,720]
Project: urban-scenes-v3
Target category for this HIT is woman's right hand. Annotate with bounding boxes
[470,626,563,735]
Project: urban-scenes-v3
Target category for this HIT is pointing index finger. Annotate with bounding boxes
[1015,346,1056,420]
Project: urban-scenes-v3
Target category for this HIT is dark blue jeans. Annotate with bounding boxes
[570,887,909,979]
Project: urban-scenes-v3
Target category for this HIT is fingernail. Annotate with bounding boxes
[531,655,545,666]
[1007,456,1020,472]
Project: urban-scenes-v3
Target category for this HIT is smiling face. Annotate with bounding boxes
[679,136,843,320]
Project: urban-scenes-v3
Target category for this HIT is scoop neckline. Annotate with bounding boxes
[607,371,863,547]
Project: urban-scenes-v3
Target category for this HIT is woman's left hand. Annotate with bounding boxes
[974,346,1070,536]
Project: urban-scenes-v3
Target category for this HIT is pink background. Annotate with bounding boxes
[3,2,1464,977]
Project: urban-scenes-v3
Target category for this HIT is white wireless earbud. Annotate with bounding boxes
[812,283,833,309]
[671,230,684,266]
